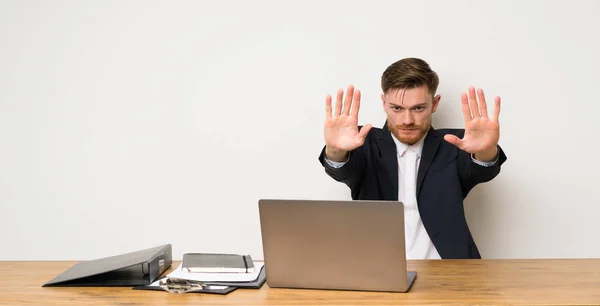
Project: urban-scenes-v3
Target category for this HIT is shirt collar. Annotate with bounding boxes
[391,131,427,158]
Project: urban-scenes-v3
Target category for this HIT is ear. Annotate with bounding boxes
[381,93,386,110]
[431,94,441,113]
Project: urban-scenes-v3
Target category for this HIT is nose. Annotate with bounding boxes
[402,110,415,126]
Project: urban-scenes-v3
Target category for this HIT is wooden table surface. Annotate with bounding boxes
[1,259,600,305]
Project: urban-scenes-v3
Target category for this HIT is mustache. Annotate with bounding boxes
[395,125,419,130]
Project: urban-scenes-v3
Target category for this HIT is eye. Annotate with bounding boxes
[414,106,425,112]
[391,106,402,111]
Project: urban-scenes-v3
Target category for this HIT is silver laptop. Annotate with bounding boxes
[258,199,416,292]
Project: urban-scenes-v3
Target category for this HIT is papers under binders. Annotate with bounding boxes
[133,262,266,294]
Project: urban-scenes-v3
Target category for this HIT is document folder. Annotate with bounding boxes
[42,244,172,287]
[132,263,266,294]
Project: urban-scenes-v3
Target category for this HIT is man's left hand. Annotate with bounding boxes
[444,86,501,162]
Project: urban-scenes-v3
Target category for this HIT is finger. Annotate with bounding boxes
[468,86,480,117]
[342,84,354,115]
[350,89,361,117]
[325,94,332,120]
[335,88,343,116]
[357,124,372,141]
[477,88,489,118]
[443,134,466,150]
[493,96,501,121]
[461,92,472,123]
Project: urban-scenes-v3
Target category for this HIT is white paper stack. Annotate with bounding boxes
[167,262,265,283]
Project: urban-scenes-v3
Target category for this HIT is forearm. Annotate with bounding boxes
[459,145,507,197]
[325,146,349,162]
[318,146,365,188]
[474,146,499,162]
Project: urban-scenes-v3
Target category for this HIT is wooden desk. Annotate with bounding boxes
[1,259,600,305]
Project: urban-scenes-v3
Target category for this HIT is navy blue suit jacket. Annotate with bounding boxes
[318,123,507,259]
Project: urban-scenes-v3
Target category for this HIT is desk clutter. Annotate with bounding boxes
[42,244,265,295]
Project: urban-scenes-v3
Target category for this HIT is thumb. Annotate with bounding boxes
[443,134,466,150]
[358,124,372,140]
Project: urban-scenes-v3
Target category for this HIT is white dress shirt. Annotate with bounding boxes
[390,133,440,259]
[324,131,498,259]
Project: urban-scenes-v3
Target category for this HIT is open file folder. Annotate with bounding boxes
[42,244,172,287]
[132,262,266,294]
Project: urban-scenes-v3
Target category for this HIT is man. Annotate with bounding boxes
[318,57,507,259]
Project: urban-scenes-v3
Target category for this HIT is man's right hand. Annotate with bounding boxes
[324,84,372,162]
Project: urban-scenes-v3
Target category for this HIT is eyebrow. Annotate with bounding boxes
[389,102,428,109]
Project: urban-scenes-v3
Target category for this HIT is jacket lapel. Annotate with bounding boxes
[379,123,398,200]
[417,127,441,196]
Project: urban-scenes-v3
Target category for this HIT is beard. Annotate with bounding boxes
[388,121,429,145]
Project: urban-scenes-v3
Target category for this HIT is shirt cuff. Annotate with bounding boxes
[324,155,349,168]
[471,151,499,167]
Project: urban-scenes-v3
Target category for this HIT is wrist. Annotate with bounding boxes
[474,146,498,162]
[325,146,349,162]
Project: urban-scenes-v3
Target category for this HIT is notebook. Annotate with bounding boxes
[181,253,255,273]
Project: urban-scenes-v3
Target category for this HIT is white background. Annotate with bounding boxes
[1,0,599,260]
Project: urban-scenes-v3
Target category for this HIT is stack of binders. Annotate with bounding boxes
[133,253,266,294]
[41,245,265,295]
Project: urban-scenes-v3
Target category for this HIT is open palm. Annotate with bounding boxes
[444,87,501,154]
[325,85,372,152]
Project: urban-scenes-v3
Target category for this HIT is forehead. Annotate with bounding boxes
[385,86,432,106]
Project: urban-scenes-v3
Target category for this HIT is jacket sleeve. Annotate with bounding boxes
[317,146,367,190]
[457,143,507,198]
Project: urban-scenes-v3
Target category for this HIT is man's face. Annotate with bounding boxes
[381,85,440,145]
